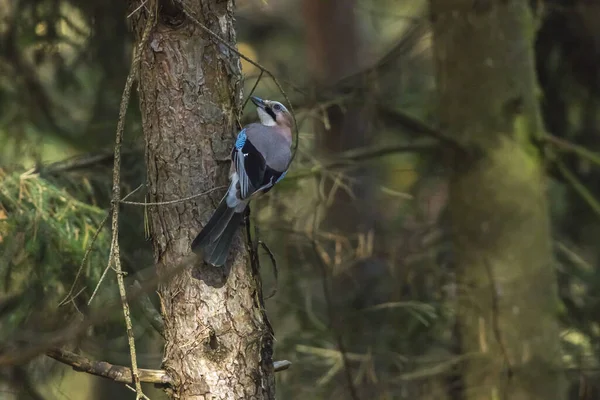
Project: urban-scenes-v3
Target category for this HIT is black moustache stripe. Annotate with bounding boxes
[266,107,276,121]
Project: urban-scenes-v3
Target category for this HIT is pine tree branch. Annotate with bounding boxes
[46,348,172,385]
[47,347,291,383]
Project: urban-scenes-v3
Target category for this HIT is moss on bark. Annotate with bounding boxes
[430,1,566,398]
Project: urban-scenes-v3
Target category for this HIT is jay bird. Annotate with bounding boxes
[191,96,293,266]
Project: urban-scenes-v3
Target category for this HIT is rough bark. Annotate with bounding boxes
[132,2,275,399]
[430,1,566,399]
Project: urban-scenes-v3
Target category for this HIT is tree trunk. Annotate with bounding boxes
[133,2,275,399]
[430,1,566,399]
[302,0,376,234]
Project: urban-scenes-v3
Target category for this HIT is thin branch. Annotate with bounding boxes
[128,0,149,19]
[46,347,171,385]
[120,186,226,206]
[42,152,115,174]
[177,2,300,162]
[341,142,437,161]
[0,254,198,367]
[244,206,258,266]
[125,385,151,400]
[87,246,114,305]
[58,211,110,307]
[130,280,165,338]
[556,159,600,217]
[101,8,155,399]
[258,240,278,300]
[121,183,145,202]
[243,206,277,377]
[311,176,360,400]
[377,105,462,149]
[545,133,600,167]
[48,347,290,385]
[242,69,264,111]
[288,143,437,180]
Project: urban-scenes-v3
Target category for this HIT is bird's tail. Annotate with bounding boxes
[191,196,245,267]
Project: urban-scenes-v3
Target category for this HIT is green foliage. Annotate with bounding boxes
[0,167,109,332]
[1,0,599,398]
[0,0,133,157]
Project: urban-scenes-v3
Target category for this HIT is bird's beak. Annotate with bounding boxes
[251,96,266,109]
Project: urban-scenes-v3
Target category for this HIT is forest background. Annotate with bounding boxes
[1,0,600,399]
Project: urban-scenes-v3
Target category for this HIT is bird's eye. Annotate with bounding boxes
[273,104,282,111]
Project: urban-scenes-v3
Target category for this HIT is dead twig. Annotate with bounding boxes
[120,186,226,206]
[242,69,265,111]
[258,240,278,300]
[311,175,360,400]
[287,143,438,181]
[42,152,116,174]
[121,183,144,202]
[177,2,300,163]
[0,254,197,367]
[127,0,149,19]
[48,347,290,385]
[556,159,600,217]
[545,133,600,167]
[46,347,171,385]
[129,280,165,338]
[97,7,155,399]
[243,206,276,378]
[58,211,110,307]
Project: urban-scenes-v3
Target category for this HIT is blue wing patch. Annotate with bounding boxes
[235,129,247,150]
[275,170,287,184]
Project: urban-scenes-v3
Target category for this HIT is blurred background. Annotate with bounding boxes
[1,0,600,398]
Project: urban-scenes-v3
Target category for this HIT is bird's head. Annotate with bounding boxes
[251,96,292,128]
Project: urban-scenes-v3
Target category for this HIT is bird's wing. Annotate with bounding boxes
[232,129,267,200]
[230,128,288,201]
